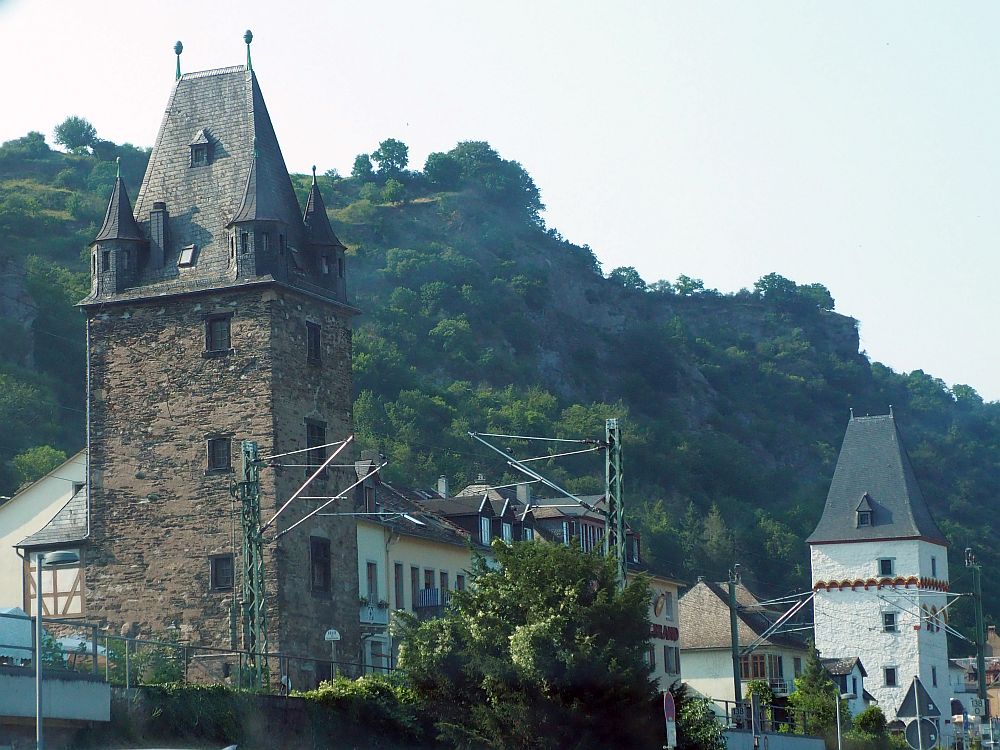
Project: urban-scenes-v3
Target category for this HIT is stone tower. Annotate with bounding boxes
[808,414,950,736]
[80,60,359,682]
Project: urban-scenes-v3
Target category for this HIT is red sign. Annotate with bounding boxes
[650,624,680,641]
[663,690,676,722]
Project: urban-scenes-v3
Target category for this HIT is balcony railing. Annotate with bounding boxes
[415,588,449,608]
[359,604,389,626]
[767,677,789,694]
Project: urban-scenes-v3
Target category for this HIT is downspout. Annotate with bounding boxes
[85,315,91,541]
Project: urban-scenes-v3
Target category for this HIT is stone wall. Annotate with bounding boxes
[85,284,359,671]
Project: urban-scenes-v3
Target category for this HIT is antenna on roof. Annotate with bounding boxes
[174,41,183,81]
[244,30,254,72]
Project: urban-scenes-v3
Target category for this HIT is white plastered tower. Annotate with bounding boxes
[809,414,951,739]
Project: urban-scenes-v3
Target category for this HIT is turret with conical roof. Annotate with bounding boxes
[90,161,144,297]
[302,167,347,298]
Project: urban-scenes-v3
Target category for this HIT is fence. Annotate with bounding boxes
[0,609,381,693]
[712,697,820,735]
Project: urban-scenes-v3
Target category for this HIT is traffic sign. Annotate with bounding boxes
[972,698,987,716]
[905,718,937,750]
[664,692,677,748]
[897,677,941,718]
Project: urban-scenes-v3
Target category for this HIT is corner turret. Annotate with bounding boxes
[90,161,144,297]
[302,166,347,299]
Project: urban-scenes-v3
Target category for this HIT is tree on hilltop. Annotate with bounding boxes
[372,138,409,176]
[54,116,97,154]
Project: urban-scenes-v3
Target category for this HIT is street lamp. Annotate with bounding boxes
[835,689,852,750]
[35,549,79,750]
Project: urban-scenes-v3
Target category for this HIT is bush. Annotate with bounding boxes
[296,673,424,742]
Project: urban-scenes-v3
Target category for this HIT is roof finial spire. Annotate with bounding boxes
[849,407,854,420]
[311,165,317,185]
[115,156,121,178]
[244,29,253,72]
[174,41,183,80]
[888,404,894,417]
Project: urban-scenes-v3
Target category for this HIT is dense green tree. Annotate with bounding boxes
[787,643,845,738]
[351,153,374,180]
[381,177,405,204]
[397,541,659,749]
[674,274,705,295]
[53,116,97,154]
[423,151,462,188]
[608,266,647,291]
[672,682,726,750]
[371,138,409,176]
[12,445,66,487]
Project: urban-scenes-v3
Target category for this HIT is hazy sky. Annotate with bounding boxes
[2,1,998,400]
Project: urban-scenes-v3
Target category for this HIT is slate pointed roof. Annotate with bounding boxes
[92,175,143,244]
[302,172,343,248]
[230,152,286,224]
[807,414,947,545]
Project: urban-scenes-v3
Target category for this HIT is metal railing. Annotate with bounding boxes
[0,609,384,693]
[712,697,820,735]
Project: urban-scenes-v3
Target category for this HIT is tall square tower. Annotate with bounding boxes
[77,61,359,678]
[809,415,950,735]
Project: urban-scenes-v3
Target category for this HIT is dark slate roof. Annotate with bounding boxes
[231,154,286,224]
[92,176,143,244]
[822,656,867,677]
[679,580,808,651]
[374,482,489,551]
[18,487,88,548]
[807,415,947,545]
[302,173,343,248]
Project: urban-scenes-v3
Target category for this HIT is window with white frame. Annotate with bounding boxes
[480,516,491,544]
[883,612,898,632]
[502,522,513,543]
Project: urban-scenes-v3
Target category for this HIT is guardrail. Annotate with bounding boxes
[0,610,387,693]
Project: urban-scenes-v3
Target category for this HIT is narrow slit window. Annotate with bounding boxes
[306,322,322,364]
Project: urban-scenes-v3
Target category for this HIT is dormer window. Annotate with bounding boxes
[855,492,875,528]
[857,511,872,527]
[189,129,211,167]
[321,255,330,275]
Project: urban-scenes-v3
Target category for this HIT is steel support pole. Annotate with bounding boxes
[729,566,743,723]
[604,418,626,591]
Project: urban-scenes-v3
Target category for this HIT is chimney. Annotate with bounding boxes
[516,481,531,505]
[437,475,449,497]
[149,202,167,268]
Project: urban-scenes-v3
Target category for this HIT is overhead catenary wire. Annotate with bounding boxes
[260,439,350,463]
[260,436,353,533]
[472,431,598,445]
[519,446,602,462]
[274,461,388,540]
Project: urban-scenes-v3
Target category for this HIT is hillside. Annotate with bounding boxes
[1,129,998,640]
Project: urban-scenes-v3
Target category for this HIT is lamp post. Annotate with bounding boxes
[835,689,851,750]
[35,549,79,750]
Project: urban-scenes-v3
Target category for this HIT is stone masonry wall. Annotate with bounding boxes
[86,285,360,671]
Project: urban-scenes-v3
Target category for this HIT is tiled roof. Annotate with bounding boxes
[679,580,808,652]
[821,656,867,677]
[92,176,143,243]
[807,415,947,545]
[18,487,88,548]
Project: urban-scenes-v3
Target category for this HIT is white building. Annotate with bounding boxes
[808,414,951,738]
[0,451,85,611]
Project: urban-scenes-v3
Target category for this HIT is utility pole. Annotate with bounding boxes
[603,418,626,591]
[729,564,743,723]
[234,440,268,689]
[967,548,989,718]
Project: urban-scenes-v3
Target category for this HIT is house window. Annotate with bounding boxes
[423,569,434,590]
[480,516,491,544]
[647,644,657,671]
[364,485,377,513]
[394,563,404,610]
[852,676,858,696]
[663,591,675,620]
[102,249,110,271]
[310,537,331,594]
[561,521,570,545]
[410,566,419,611]
[931,556,937,577]
[523,526,534,541]
[207,437,231,472]
[306,322,322,363]
[857,511,872,527]
[321,255,330,275]
[932,666,938,687]
[664,645,680,674]
[240,232,249,254]
[751,654,766,679]
[440,571,449,591]
[885,666,898,687]
[191,144,208,166]
[502,522,513,543]
[883,612,898,632]
[205,315,231,352]
[261,233,269,253]
[306,420,327,475]
[178,244,196,267]
[366,561,378,602]
[209,555,234,591]
[878,558,895,576]
[794,657,802,677]
[456,574,465,591]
